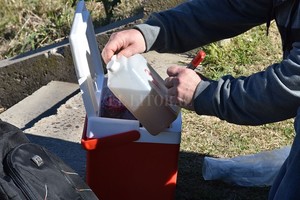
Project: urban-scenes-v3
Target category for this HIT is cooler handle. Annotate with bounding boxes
[81,130,141,150]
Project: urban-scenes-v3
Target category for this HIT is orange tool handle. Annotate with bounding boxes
[187,50,206,70]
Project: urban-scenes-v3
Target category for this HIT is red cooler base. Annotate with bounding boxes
[81,131,180,200]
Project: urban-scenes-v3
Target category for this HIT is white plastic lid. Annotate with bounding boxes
[106,55,120,72]
[69,0,104,117]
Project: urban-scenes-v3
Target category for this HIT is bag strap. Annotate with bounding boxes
[0,120,29,178]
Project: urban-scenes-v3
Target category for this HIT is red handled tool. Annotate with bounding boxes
[187,50,206,70]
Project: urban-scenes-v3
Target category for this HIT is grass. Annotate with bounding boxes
[0,1,294,200]
[0,0,74,58]
[0,0,143,59]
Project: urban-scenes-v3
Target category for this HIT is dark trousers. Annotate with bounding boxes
[269,108,300,200]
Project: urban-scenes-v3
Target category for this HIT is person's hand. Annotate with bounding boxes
[101,29,146,64]
[165,66,201,110]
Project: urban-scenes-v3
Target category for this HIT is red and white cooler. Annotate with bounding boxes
[69,1,182,200]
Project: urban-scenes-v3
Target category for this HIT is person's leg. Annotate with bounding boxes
[268,151,300,199]
[269,108,300,200]
[268,158,287,199]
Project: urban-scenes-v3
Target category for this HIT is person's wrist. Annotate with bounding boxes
[132,27,147,53]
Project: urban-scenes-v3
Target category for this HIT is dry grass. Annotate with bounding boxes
[181,110,293,158]
[0,0,72,59]
[0,0,109,60]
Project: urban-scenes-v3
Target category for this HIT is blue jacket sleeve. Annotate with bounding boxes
[136,0,272,52]
[194,42,300,125]
[135,0,300,125]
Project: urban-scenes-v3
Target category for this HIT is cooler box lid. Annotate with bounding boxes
[69,0,104,118]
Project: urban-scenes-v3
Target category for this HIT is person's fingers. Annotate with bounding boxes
[101,33,122,64]
[167,90,193,109]
[165,77,172,88]
[166,95,178,105]
[117,46,140,59]
[166,88,186,106]
[165,69,201,108]
[102,49,115,64]
[101,29,146,64]
[165,77,179,88]
[166,66,181,76]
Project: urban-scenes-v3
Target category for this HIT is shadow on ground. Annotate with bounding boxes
[175,151,270,200]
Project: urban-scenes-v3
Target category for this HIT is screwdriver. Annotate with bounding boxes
[186,50,206,70]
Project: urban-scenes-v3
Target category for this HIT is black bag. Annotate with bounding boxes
[0,120,99,200]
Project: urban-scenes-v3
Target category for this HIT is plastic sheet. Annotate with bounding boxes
[202,146,291,187]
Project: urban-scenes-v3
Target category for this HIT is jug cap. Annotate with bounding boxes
[107,55,120,72]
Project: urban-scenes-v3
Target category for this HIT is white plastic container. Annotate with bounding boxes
[107,55,180,135]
